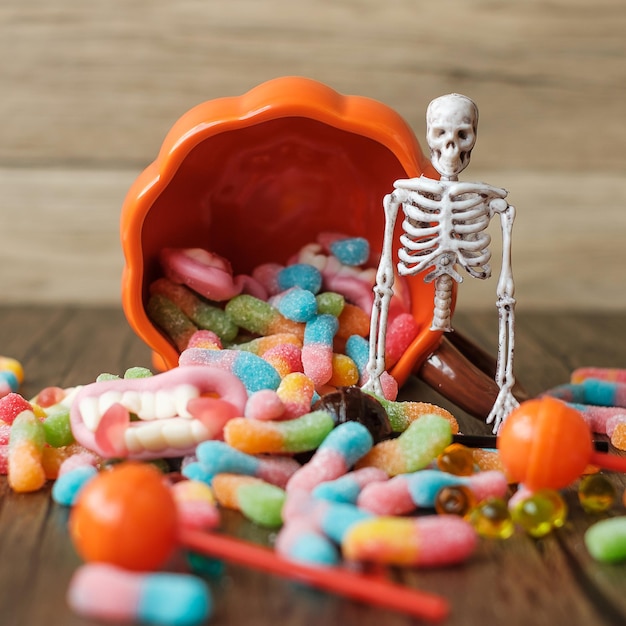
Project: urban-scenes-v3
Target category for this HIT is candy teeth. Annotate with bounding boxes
[79,397,101,432]
[134,421,167,452]
[120,390,142,414]
[98,390,123,415]
[161,420,194,448]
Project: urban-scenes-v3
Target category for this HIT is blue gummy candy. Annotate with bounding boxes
[312,474,363,504]
[329,237,370,266]
[231,351,281,392]
[51,465,98,506]
[406,469,468,508]
[138,573,212,626]
[276,287,318,323]
[304,314,338,344]
[0,370,19,393]
[195,440,260,480]
[319,421,373,465]
[278,264,323,295]
[287,531,340,566]
[318,501,372,543]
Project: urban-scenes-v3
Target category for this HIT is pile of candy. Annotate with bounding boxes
[3,234,626,625]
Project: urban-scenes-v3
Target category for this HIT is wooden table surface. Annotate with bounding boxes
[1,306,626,626]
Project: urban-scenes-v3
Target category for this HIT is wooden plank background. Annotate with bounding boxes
[1,0,625,310]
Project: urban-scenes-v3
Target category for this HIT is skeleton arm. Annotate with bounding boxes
[363,189,407,394]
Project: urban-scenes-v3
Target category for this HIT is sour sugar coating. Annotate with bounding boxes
[358,469,508,515]
[301,314,339,387]
[546,378,626,407]
[150,278,239,342]
[68,563,212,626]
[342,515,477,567]
[0,393,34,425]
[356,414,453,476]
[147,293,198,351]
[276,373,316,419]
[286,422,374,493]
[271,286,318,323]
[261,343,304,378]
[384,313,420,369]
[585,516,626,563]
[327,354,360,388]
[345,335,369,378]
[224,410,335,455]
[571,367,626,385]
[335,304,370,340]
[8,410,46,492]
[186,440,300,488]
[326,235,370,267]
[245,389,286,421]
[43,408,74,448]
[179,347,281,393]
[277,263,323,294]
[251,262,283,296]
[312,467,388,505]
[315,292,345,317]
[367,392,459,434]
[233,333,302,356]
[275,517,341,567]
[212,473,286,528]
[225,294,304,339]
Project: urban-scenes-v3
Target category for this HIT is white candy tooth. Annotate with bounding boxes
[155,390,177,419]
[174,384,198,418]
[139,391,157,420]
[98,390,123,415]
[190,419,211,443]
[124,428,142,454]
[79,397,101,432]
[120,390,142,415]
[161,420,194,448]
[134,422,167,451]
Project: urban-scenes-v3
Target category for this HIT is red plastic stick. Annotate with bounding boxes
[178,527,449,623]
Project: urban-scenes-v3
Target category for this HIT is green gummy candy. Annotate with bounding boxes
[315,292,345,317]
[280,410,335,453]
[10,411,46,449]
[124,366,153,379]
[225,295,275,334]
[585,517,626,563]
[397,413,452,472]
[43,409,74,447]
[238,482,286,528]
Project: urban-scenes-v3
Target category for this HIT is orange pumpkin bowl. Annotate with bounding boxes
[120,76,451,386]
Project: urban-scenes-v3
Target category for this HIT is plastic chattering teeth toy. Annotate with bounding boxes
[120,76,524,423]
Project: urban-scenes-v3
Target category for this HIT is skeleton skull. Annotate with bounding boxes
[426,94,478,179]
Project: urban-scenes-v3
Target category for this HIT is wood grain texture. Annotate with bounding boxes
[1,1,625,308]
[1,307,626,626]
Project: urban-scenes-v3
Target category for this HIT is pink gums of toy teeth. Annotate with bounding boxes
[70,366,247,460]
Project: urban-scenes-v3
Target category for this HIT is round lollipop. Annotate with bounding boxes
[497,397,626,490]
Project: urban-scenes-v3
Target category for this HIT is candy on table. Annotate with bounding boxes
[0,370,20,398]
[277,263,323,294]
[437,443,475,476]
[311,467,388,505]
[179,345,282,393]
[212,473,286,528]
[0,392,34,425]
[355,413,453,476]
[286,421,374,493]
[275,516,341,566]
[150,277,239,342]
[435,485,476,518]
[368,392,459,434]
[8,409,46,493]
[342,515,477,567]
[472,448,507,474]
[171,479,220,531]
[271,286,318,323]
[327,353,360,388]
[68,563,212,626]
[261,343,303,378]
[41,443,97,481]
[468,497,515,539]
[585,517,626,563]
[315,291,345,317]
[383,312,420,369]
[571,367,626,384]
[357,469,508,516]
[42,407,74,448]
[311,386,392,445]
[301,313,339,387]
[276,372,316,419]
[510,489,568,538]
[578,473,617,513]
[0,356,24,384]
[224,294,304,339]
[147,293,198,351]
[52,464,99,506]
[183,439,300,488]
[223,410,335,455]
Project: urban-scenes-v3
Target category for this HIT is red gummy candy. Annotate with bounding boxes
[0,393,33,425]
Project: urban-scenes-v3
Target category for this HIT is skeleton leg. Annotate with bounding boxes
[486,201,519,432]
[363,193,400,395]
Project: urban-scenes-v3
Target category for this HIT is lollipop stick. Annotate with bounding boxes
[590,452,626,473]
[178,528,449,622]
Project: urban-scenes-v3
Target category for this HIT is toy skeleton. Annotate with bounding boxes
[364,93,518,432]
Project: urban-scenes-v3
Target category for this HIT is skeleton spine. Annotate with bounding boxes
[431,274,454,332]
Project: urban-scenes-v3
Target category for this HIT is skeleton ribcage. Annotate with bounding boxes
[397,193,493,281]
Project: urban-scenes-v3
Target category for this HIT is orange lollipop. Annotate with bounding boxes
[498,397,626,490]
